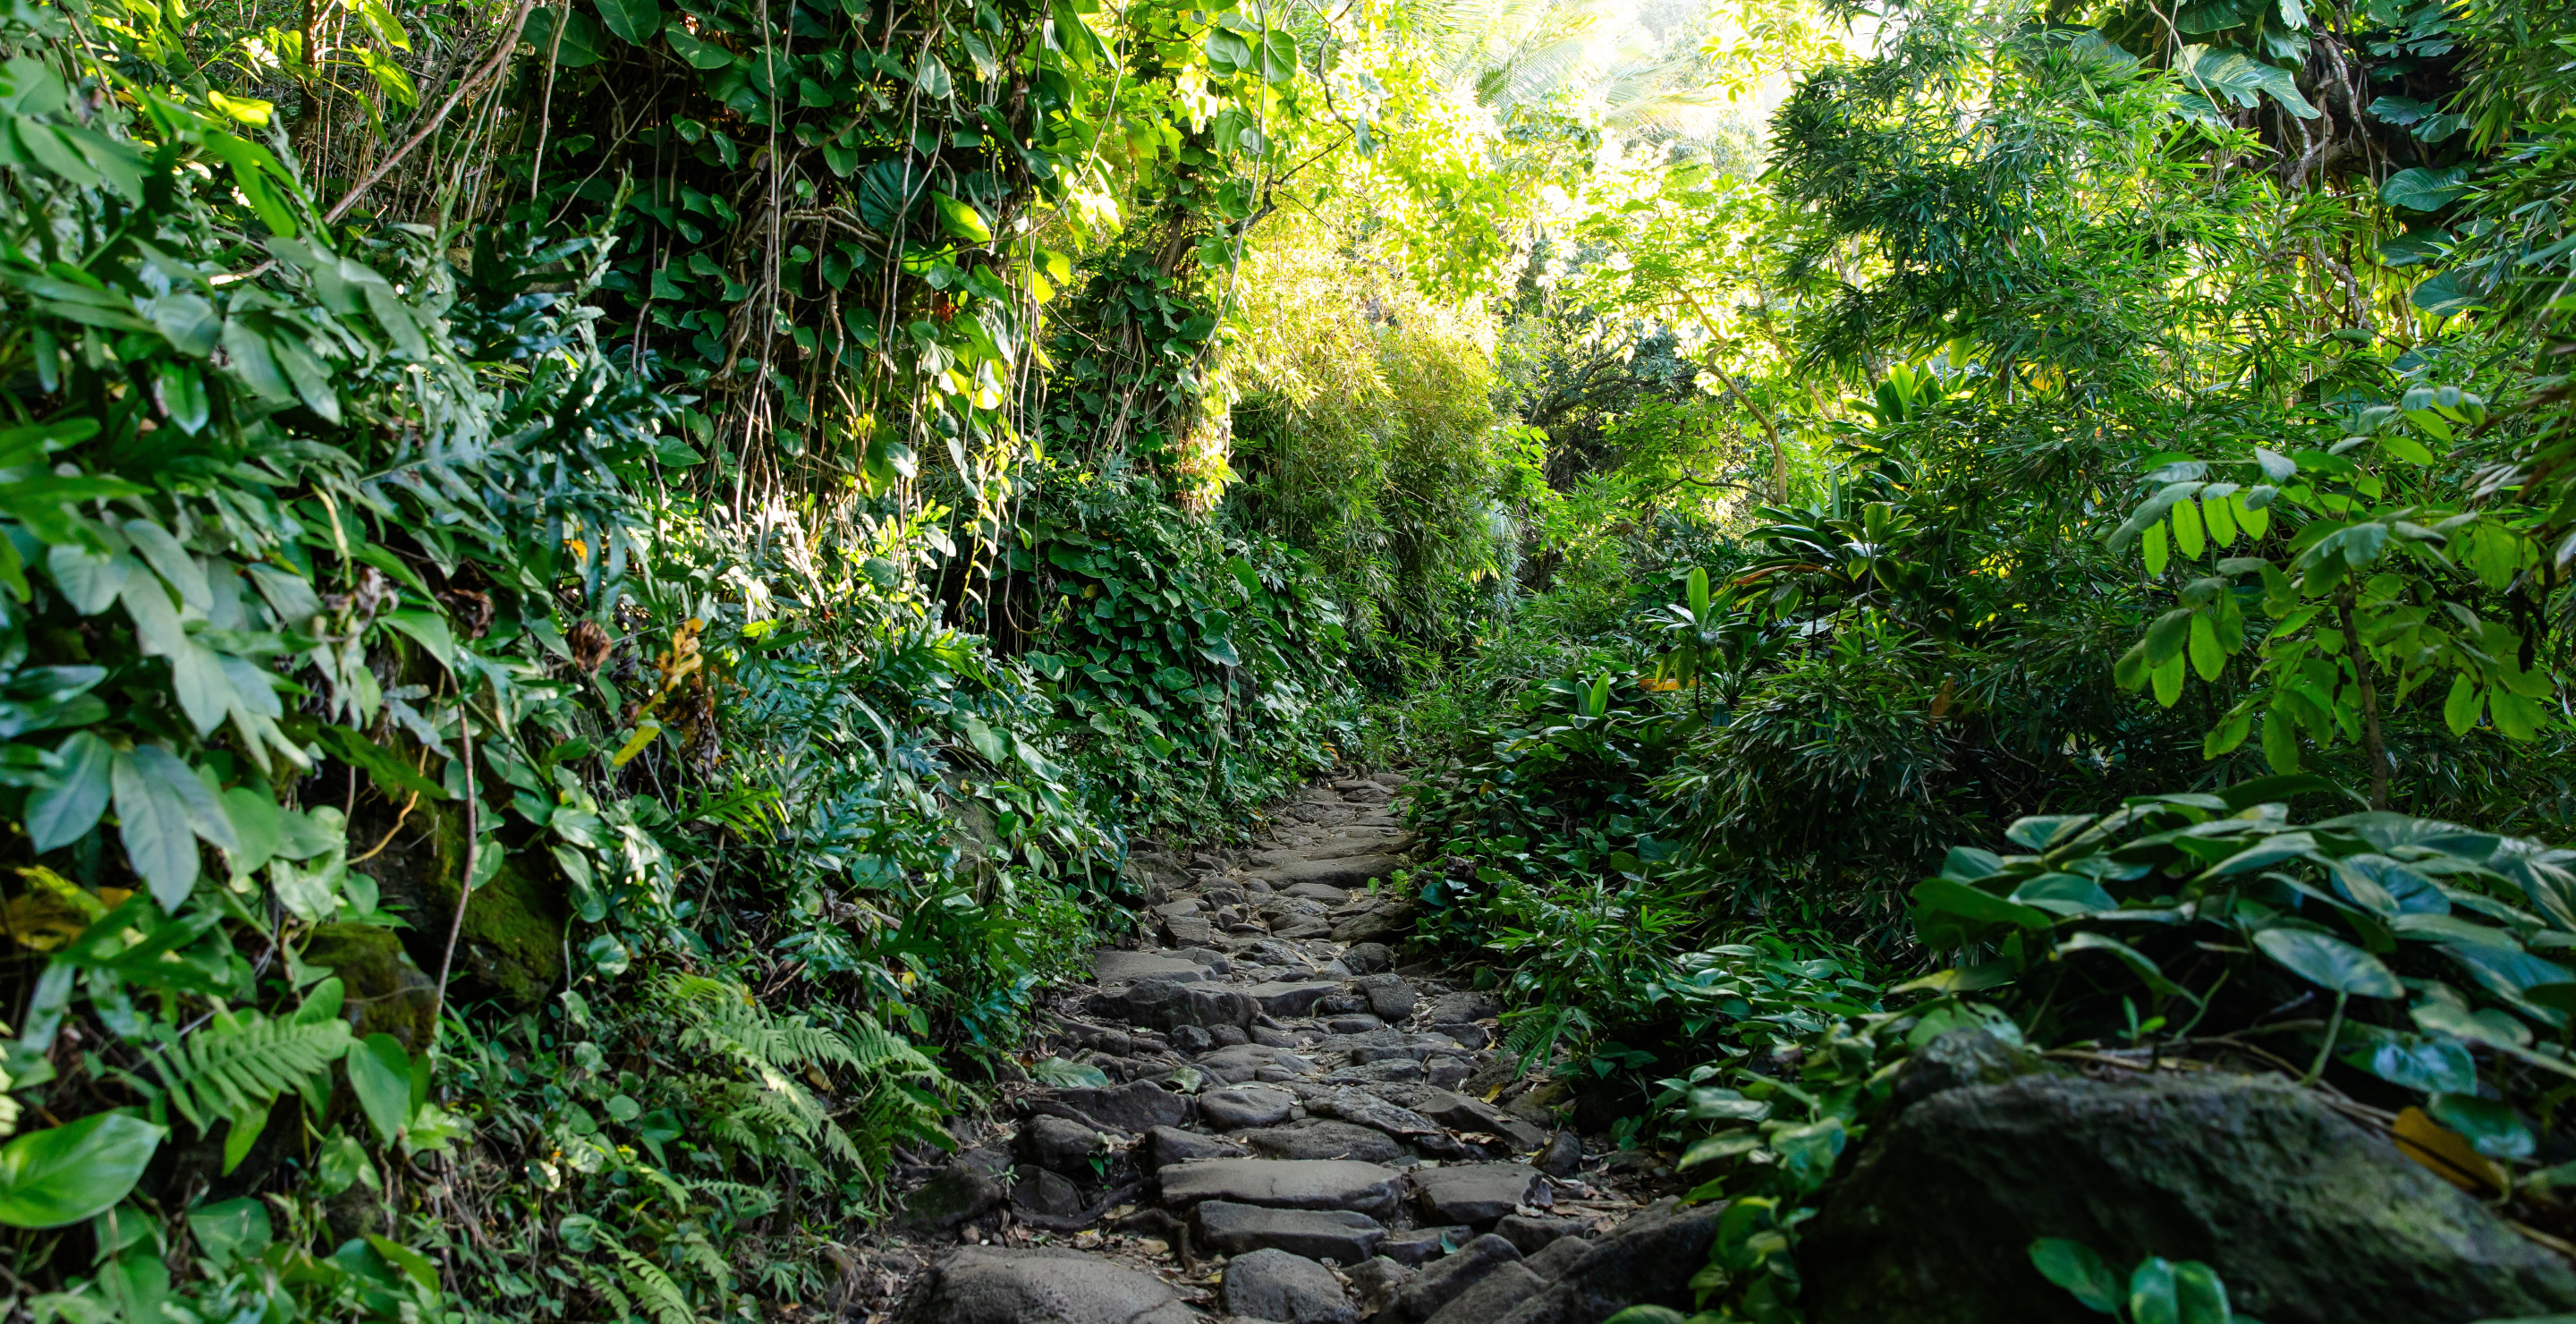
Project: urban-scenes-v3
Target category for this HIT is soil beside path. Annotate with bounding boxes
[817,771,1721,1324]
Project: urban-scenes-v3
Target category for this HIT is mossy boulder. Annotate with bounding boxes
[1802,1072,2576,1324]
[355,800,565,1010]
[301,922,438,1052]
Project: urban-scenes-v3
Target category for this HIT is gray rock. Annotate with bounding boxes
[1378,1226,1470,1268]
[1222,1249,1357,1324]
[1425,1057,1473,1091]
[1412,1164,1545,1228]
[1522,1235,1593,1281]
[1395,1233,1521,1320]
[1324,1014,1385,1034]
[1252,1026,1308,1048]
[1244,1121,1407,1165]
[1017,1115,1107,1175]
[1012,1167,1085,1218]
[1800,1073,2576,1324]
[1429,1022,1490,1050]
[1330,903,1416,946]
[1163,914,1216,946]
[1059,1022,1134,1057]
[897,1153,1007,1232]
[1488,1198,1721,1324]
[1089,977,1255,1031]
[1148,1125,1246,1170]
[1402,1089,1547,1150]
[1052,1081,1191,1133]
[1210,1023,1250,1048]
[1424,992,1499,1025]
[1887,1028,2041,1115]
[895,1245,1199,1324]
[1313,1090,1441,1140]
[1170,1024,1216,1054]
[1342,942,1393,973]
[1158,1158,1405,1220]
[1093,950,1209,986]
[1284,882,1352,904]
[1198,1044,1317,1084]
[1326,1060,1423,1086]
[1496,1214,1590,1254]
[1355,974,1419,1021]
[1535,1132,1582,1177]
[1201,1085,1298,1130]
[1243,980,1344,1018]
[1346,1256,1411,1316]
[1196,1200,1386,1263]
[1267,854,1406,890]
[1423,1262,1544,1324]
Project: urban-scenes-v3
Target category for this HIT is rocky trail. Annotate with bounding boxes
[826,772,1723,1323]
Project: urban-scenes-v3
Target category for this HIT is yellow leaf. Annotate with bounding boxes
[2393,1106,2504,1193]
[610,722,662,768]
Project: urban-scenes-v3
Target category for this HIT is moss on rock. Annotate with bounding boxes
[355,800,566,1010]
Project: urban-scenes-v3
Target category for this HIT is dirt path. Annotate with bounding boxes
[827,773,1719,1323]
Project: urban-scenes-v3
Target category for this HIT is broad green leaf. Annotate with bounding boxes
[2130,1256,2182,1324]
[112,745,234,906]
[377,610,457,672]
[2428,1091,2535,1160]
[0,1114,164,1227]
[931,192,991,242]
[2011,873,2117,915]
[595,0,662,43]
[349,1034,411,1145]
[2142,521,2170,577]
[2188,613,2224,681]
[187,1197,271,1268]
[1912,877,2055,931]
[2253,928,2401,997]
[2174,1260,2232,1324]
[527,5,604,64]
[29,730,113,852]
[2444,675,2482,734]
[2173,497,2207,559]
[2029,1238,2121,1313]
[663,25,733,67]
[2382,166,2470,212]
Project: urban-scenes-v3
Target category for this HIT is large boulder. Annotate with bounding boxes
[301,923,437,1053]
[359,801,564,1009]
[896,1246,1199,1324]
[1490,1197,1724,1324]
[1801,1072,2576,1324]
[1086,978,1253,1031]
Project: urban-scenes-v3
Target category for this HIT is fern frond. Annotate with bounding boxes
[583,1264,635,1320]
[152,1012,354,1132]
[614,1245,698,1324]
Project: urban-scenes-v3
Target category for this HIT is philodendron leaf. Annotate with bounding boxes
[28,730,113,852]
[2253,928,2402,997]
[111,744,236,907]
[0,1113,165,1227]
[2029,1238,2122,1313]
[349,1034,412,1146]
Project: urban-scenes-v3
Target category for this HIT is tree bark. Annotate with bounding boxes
[2340,597,2390,810]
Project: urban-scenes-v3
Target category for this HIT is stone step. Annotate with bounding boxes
[1157,1157,1406,1220]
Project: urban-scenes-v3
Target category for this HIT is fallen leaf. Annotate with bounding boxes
[2394,1106,2505,1193]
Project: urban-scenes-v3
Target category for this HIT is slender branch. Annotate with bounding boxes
[428,703,481,1042]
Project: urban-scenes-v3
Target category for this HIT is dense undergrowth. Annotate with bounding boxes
[15,0,2576,1312]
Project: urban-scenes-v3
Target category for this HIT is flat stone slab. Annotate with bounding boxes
[1244,1121,1407,1165]
[1242,980,1343,1017]
[1196,1199,1387,1263]
[1049,1082,1191,1134]
[895,1245,1199,1324]
[1262,854,1406,890]
[1197,1044,1318,1084]
[1283,882,1352,904]
[1158,1158,1405,1220]
[1412,1163,1546,1227]
[1092,950,1209,986]
[1163,914,1216,946]
[1200,1084,1297,1130]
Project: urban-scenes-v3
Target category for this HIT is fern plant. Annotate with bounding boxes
[138,980,356,1138]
